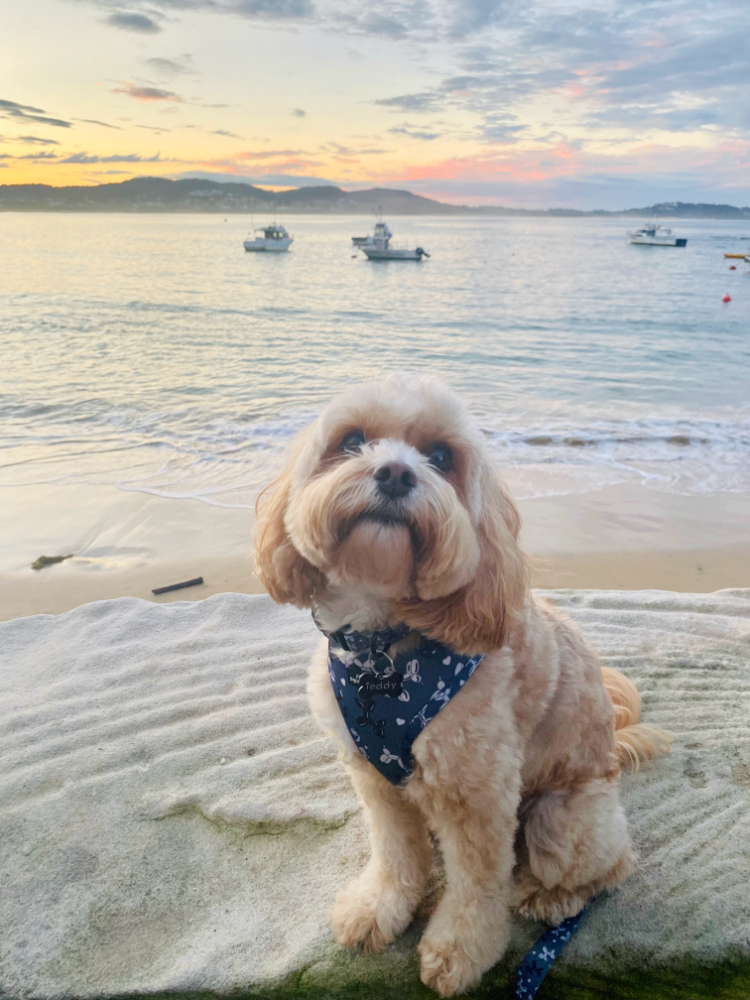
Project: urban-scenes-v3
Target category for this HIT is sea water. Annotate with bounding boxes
[1,213,748,508]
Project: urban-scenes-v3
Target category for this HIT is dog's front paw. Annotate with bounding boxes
[330,874,414,954]
[515,885,588,926]
[418,936,483,997]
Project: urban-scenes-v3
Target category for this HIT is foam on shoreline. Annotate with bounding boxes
[3,407,749,507]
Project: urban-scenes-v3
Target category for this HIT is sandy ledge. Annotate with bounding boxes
[0,589,749,998]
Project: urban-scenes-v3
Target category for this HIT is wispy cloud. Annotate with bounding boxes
[82,0,314,27]
[112,83,183,103]
[16,135,61,145]
[147,0,314,19]
[58,152,165,164]
[0,99,72,128]
[230,0,313,17]
[388,126,441,140]
[342,12,408,39]
[13,151,60,160]
[74,118,123,129]
[234,148,304,160]
[479,114,525,143]
[105,12,161,34]
[291,108,306,118]
[447,0,511,40]
[375,93,440,113]
[145,55,197,77]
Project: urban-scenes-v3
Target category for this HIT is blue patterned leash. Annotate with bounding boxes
[515,906,588,998]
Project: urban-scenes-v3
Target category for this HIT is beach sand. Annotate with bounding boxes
[1,481,749,622]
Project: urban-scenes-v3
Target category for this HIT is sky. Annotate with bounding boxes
[1,0,749,209]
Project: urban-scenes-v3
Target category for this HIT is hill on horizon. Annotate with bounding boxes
[1,176,749,219]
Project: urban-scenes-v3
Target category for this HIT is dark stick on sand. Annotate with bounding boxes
[31,554,74,571]
[152,577,204,595]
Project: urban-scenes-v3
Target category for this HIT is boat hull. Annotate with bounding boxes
[629,237,687,247]
[243,239,292,252]
[361,247,424,260]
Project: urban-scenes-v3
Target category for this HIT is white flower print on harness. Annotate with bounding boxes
[379,747,406,770]
[404,659,422,684]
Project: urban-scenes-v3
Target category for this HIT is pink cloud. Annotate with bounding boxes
[112,83,182,103]
[196,154,324,174]
[234,149,302,160]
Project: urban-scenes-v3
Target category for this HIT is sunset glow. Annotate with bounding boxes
[2,0,749,208]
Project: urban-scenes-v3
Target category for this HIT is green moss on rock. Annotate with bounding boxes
[102,956,750,1000]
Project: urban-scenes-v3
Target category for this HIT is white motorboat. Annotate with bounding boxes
[358,220,429,261]
[627,223,687,247]
[243,224,293,252]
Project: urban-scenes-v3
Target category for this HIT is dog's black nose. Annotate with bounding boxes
[374,462,416,499]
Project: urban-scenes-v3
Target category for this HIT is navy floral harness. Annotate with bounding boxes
[316,618,483,785]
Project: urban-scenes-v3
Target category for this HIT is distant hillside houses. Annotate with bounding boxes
[1,177,749,218]
[0,178,456,215]
[622,201,750,220]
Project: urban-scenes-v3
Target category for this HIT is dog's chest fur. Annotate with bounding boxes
[313,587,397,634]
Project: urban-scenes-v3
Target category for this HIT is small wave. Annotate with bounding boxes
[480,415,750,498]
[484,414,748,450]
[123,300,310,319]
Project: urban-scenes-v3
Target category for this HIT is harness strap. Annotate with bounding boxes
[315,616,412,656]
[515,906,588,997]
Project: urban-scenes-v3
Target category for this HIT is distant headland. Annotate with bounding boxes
[1,176,749,218]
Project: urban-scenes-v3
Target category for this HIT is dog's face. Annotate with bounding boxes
[254,376,527,652]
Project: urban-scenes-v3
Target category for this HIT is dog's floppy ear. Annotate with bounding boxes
[393,466,528,654]
[253,437,326,608]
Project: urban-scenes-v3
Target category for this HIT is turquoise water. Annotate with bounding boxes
[1,212,748,506]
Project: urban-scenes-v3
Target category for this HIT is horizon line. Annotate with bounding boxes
[1,176,749,216]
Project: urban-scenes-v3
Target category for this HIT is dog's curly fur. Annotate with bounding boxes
[254,375,672,997]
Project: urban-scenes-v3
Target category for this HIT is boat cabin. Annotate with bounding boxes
[373,222,392,241]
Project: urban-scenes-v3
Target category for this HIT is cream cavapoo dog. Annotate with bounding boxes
[253,374,671,997]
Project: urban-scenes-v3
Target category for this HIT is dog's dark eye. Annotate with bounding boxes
[341,429,366,454]
[427,443,452,473]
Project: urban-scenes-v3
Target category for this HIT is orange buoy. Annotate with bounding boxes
[722,294,731,302]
